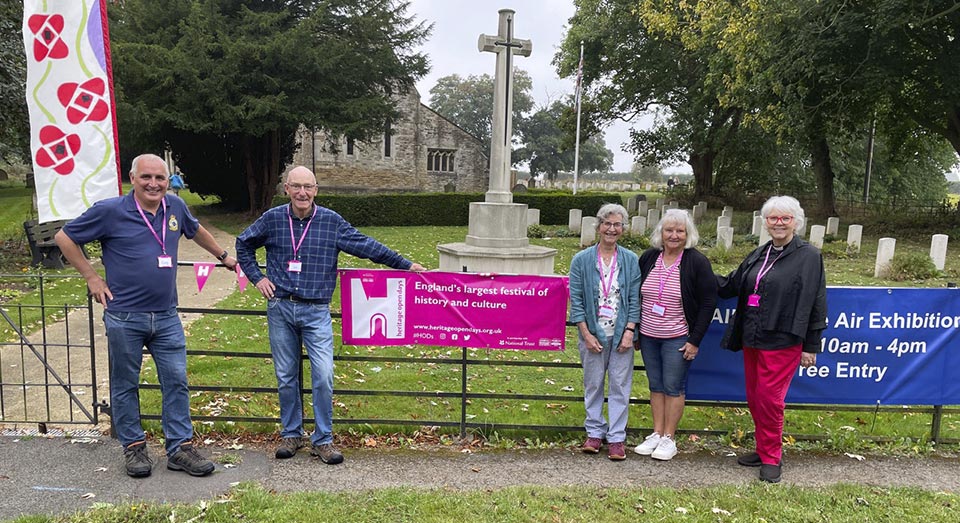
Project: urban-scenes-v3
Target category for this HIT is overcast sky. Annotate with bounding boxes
[407,0,642,173]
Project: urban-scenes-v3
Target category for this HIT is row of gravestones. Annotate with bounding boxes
[524,203,950,278]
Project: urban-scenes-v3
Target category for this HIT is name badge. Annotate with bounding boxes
[651,303,666,316]
[747,293,761,307]
[598,305,615,319]
[287,260,303,273]
[158,255,173,268]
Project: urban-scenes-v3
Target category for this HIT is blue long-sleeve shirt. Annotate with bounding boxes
[236,203,412,302]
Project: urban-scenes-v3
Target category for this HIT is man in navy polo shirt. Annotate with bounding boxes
[236,166,424,465]
[55,153,237,478]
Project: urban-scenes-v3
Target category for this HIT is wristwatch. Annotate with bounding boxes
[217,250,229,261]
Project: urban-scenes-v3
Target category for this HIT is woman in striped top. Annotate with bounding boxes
[633,209,717,461]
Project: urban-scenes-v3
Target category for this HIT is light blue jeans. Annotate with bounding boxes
[578,332,635,444]
[267,299,335,446]
[639,335,690,397]
[102,308,193,456]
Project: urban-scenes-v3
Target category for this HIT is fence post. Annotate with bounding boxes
[931,404,943,443]
[460,346,468,439]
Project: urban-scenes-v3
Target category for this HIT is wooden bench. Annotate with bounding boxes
[23,219,82,269]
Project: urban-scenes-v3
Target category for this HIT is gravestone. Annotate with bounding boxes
[809,225,826,249]
[512,183,527,193]
[647,208,660,229]
[723,206,733,217]
[718,226,734,249]
[847,225,863,254]
[438,10,556,274]
[631,216,647,235]
[526,208,540,227]
[716,216,731,238]
[637,201,649,217]
[759,226,771,245]
[751,216,763,236]
[875,238,896,277]
[580,217,598,247]
[569,209,583,233]
[627,195,639,214]
[826,217,839,236]
[930,234,949,271]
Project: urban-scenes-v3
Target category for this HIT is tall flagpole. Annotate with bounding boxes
[572,41,584,195]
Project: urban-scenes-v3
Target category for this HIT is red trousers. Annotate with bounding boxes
[743,344,803,465]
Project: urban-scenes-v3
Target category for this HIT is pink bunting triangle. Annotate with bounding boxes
[236,265,249,292]
[194,262,216,292]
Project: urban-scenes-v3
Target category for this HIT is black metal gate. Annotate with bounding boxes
[0,273,101,428]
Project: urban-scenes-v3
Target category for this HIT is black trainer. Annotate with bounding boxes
[310,443,344,465]
[275,437,304,459]
[167,444,215,476]
[737,452,762,467]
[759,463,782,483]
[123,441,153,478]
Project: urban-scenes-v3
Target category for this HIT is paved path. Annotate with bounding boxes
[0,435,958,521]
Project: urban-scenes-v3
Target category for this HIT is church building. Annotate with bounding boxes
[290,88,489,193]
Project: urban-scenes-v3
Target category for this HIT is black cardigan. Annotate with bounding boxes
[639,247,718,347]
[717,236,827,353]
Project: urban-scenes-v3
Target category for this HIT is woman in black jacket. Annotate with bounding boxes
[717,196,827,483]
[634,209,717,461]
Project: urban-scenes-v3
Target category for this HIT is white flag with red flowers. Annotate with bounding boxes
[23,0,121,223]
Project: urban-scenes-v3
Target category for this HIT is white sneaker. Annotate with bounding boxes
[633,432,662,455]
[651,435,678,461]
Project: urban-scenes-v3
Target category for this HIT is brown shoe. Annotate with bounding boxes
[607,441,626,461]
[311,443,344,465]
[275,437,304,459]
[582,437,602,454]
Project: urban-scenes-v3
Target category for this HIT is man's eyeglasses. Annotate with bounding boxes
[601,221,624,229]
[286,183,318,192]
[765,215,793,224]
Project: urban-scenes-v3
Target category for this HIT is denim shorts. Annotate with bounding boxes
[639,334,690,397]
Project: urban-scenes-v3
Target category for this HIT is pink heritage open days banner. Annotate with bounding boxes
[339,269,569,350]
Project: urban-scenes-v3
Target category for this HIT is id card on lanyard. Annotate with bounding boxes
[652,250,682,316]
[135,197,170,268]
[288,206,318,272]
[749,245,783,307]
[597,248,617,319]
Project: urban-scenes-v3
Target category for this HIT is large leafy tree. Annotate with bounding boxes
[427,69,534,156]
[515,99,613,182]
[0,1,29,164]
[110,0,429,212]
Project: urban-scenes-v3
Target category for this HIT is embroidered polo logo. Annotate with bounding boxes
[168,215,179,231]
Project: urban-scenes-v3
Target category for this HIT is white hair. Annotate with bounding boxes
[595,203,628,230]
[129,154,168,176]
[650,208,699,249]
[761,195,806,230]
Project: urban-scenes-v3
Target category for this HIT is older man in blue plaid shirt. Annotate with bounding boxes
[236,166,424,464]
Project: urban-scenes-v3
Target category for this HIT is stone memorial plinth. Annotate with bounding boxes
[438,9,556,275]
[875,238,896,277]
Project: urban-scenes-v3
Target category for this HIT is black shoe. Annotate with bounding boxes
[167,444,215,476]
[759,463,782,483]
[310,443,344,465]
[123,441,153,478]
[737,452,762,467]
[275,437,304,459]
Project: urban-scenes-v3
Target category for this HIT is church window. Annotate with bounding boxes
[383,120,392,158]
[346,137,355,156]
[427,149,456,172]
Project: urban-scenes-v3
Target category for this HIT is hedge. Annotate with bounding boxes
[272,192,625,227]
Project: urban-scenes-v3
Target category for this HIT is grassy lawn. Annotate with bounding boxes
[9,483,959,522]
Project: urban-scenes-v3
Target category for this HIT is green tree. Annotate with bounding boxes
[0,1,29,163]
[110,0,430,212]
[631,162,662,183]
[515,100,613,183]
[427,69,534,156]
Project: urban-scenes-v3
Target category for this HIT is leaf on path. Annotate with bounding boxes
[844,452,865,461]
[81,493,95,499]
[712,507,731,515]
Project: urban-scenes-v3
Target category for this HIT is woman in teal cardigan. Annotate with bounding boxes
[568,203,641,461]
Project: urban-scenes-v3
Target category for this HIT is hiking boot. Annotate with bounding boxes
[607,441,626,461]
[123,441,153,478]
[737,452,762,467]
[651,435,678,461]
[275,436,304,459]
[633,432,662,456]
[581,437,602,454]
[167,444,215,476]
[759,463,782,483]
[311,443,344,465]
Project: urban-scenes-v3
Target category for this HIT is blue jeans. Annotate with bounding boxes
[578,332,635,444]
[639,335,690,396]
[267,299,335,446]
[102,308,193,456]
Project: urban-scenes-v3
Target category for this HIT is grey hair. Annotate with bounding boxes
[761,195,805,231]
[595,203,629,230]
[129,154,168,177]
[650,208,699,249]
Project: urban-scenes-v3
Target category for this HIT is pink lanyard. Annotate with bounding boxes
[288,205,318,259]
[656,250,683,303]
[597,248,618,299]
[753,245,783,293]
[135,197,167,255]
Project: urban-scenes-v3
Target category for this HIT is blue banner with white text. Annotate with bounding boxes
[686,287,960,405]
